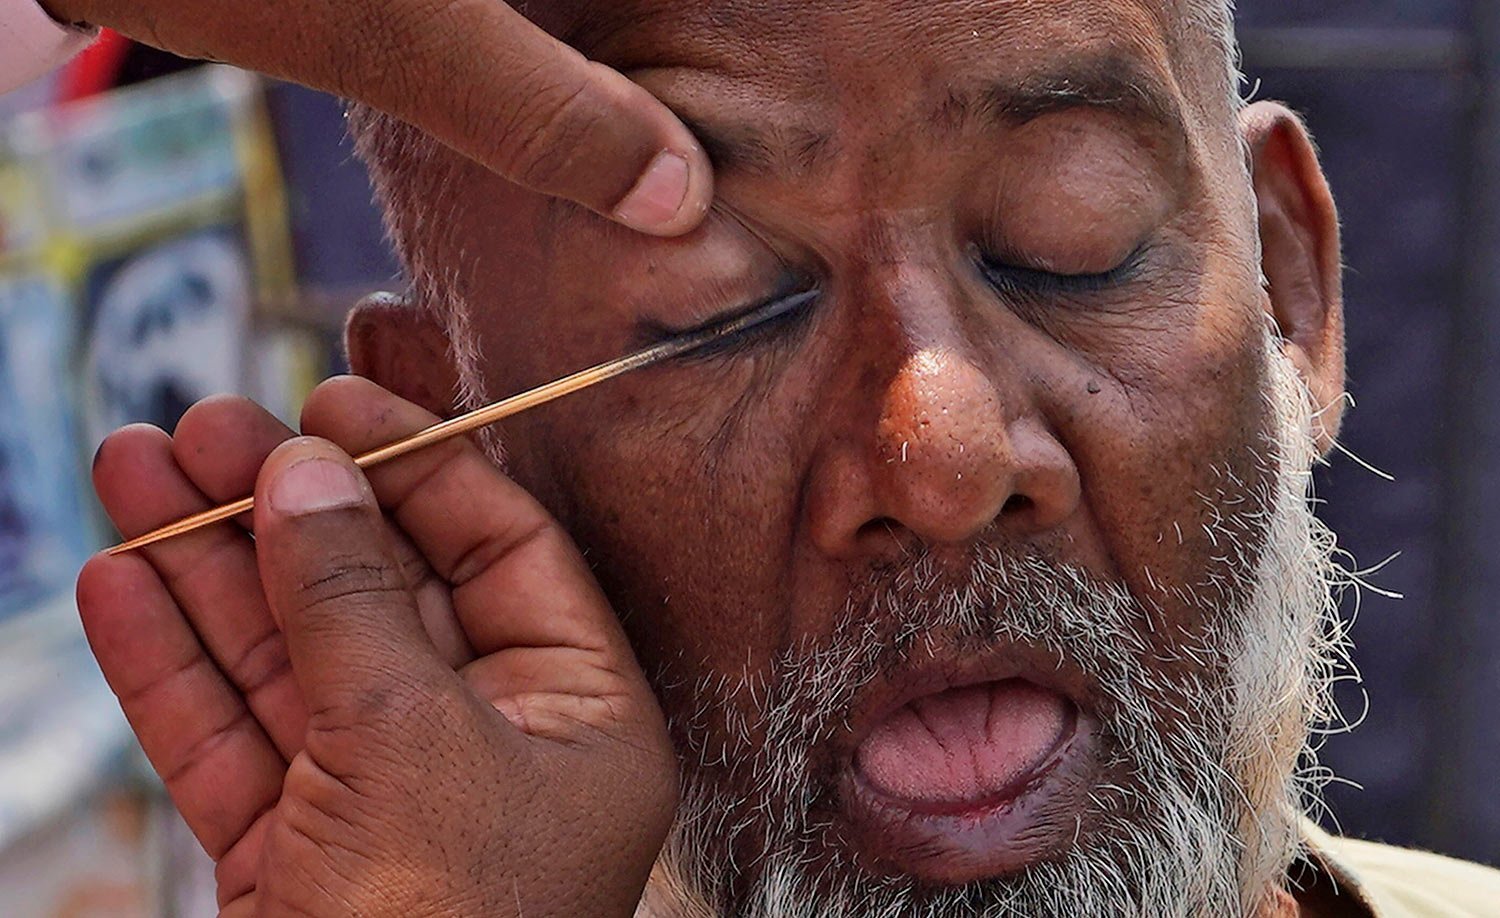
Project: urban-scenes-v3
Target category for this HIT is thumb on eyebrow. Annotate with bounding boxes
[404,4,716,236]
[252,437,455,718]
[417,16,717,237]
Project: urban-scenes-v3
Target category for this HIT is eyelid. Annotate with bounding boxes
[637,287,819,354]
[980,243,1149,295]
[675,289,819,363]
[638,274,801,340]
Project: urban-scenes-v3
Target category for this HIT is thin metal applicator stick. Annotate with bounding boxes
[106,292,813,556]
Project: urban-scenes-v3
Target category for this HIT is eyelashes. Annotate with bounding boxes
[647,288,819,364]
[638,241,1148,366]
[978,244,1149,303]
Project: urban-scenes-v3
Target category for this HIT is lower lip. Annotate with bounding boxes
[836,699,1096,885]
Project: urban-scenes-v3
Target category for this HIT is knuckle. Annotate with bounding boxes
[225,629,293,698]
[293,554,407,612]
[316,0,448,108]
[351,685,409,727]
[305,701,447,785]
[309,670,464,741]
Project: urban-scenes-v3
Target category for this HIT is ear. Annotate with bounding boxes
[1240,100,1346,455]
[345,292,462,419]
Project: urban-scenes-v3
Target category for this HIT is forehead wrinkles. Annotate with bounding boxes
[559,0,1191,136]
[553,0,812,69]
[546,0,1188,89]
[521,0,1234,215]
[548,0,1186,70]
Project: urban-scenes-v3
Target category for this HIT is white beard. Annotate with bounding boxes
[640,332,1354,918]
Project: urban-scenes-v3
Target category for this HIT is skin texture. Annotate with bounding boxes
[38,0,713,234]
[78,0,1349,915]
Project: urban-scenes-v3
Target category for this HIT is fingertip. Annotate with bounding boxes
[173,395,293,491]
[259,435,354,477]
[257,437,372,520]
[611,143,713,237]
[91,424,173,510]
[175,394,278,447]
[76,552,114,615]
[76,551,152,643]
[300,375,440,455]
[299,375,405,434]
[92,423,169,475]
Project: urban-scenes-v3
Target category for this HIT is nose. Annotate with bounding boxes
[808,347,1080,558]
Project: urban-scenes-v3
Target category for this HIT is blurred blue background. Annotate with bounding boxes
[1236,1,1500,868]
[0,1,1497,912]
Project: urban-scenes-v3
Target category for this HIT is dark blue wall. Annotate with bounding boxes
[1238,1,1500,865]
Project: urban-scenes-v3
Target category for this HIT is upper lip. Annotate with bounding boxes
[826,639,1099,770]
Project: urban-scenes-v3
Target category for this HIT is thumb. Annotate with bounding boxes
[48,0,713,236]
[253,437,451,713]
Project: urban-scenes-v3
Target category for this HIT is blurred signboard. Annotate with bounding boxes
[0,66,314,899]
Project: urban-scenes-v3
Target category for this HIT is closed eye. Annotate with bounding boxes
[979,244,1148,300]
[641,289,819,363]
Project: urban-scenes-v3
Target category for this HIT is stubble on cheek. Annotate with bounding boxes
[518,368,825,737]
[1088,304,1282,631]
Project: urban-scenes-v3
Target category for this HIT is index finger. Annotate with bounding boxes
[299,376,630,660]
[55,0,712,235]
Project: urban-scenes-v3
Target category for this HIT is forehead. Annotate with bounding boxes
[546,0,1188,88]
[549,0,1182,53]
[542,0,1209,179]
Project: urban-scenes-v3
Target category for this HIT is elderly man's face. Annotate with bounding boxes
[351,0,1346,914]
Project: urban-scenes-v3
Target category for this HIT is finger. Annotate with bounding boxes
[175,396,477,668]
[391,526,478,668]
[300,377,634,662]
[171,394,298,527]
[251,437,469,731]
[77,553,284,859]
[58,0,712,236]
[93,424,307,758]
[213,808,274,907]
[458,648,649,743]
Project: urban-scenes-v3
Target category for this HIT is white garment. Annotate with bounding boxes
[1,0,93,94]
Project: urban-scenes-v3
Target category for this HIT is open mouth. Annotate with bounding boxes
[854,679,1076,815]
[836,674,1098,884]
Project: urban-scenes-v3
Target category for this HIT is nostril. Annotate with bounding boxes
[857,517,903,542]
[1002,494,1033,516]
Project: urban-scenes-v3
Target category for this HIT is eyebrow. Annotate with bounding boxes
[933,55,1188,141]
[677,54,1187,179]
[678,115,838,180]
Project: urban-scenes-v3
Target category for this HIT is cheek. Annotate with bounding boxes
[509,375,816,698]
[1050,265,1278,645]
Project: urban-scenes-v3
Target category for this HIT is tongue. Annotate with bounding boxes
[855,680,1070,805]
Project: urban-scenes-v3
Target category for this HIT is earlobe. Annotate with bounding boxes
[1240,100,1347,454]
[345,292,462,420]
